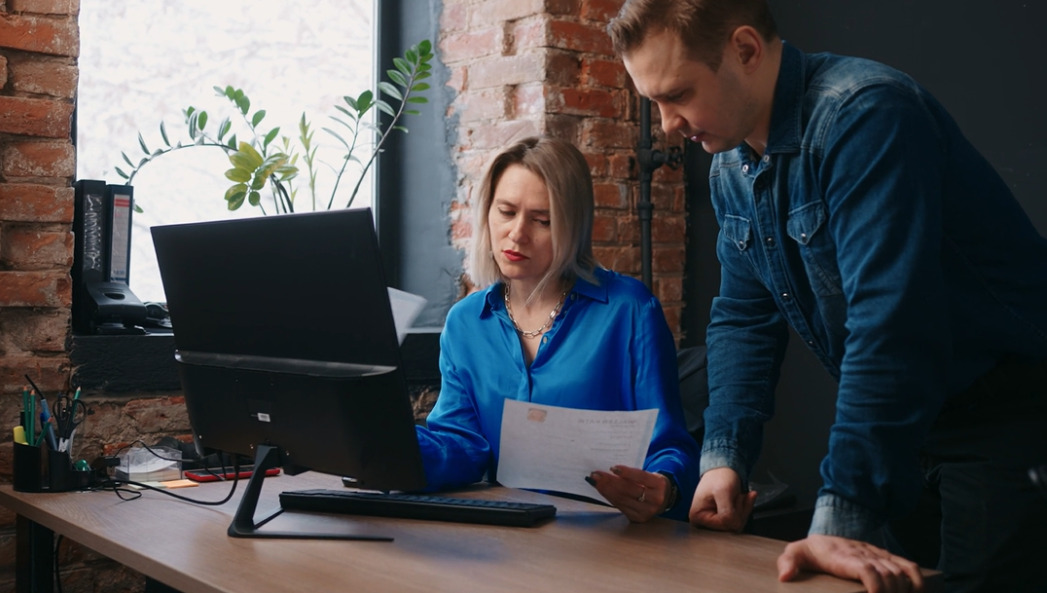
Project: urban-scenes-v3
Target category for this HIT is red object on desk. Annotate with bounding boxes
[184,467,281,482]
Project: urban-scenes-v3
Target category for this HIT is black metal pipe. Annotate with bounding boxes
[635,97,683,290]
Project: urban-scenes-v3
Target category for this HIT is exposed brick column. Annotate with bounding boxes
[440,0,687,337]
[0,4,78,413]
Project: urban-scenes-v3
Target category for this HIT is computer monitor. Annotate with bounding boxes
[151,208,426,539]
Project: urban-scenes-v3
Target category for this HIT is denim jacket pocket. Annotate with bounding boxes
[722,215,752,252]
[786,202,843,296]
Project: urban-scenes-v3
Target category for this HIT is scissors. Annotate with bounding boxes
[52,394,87,452]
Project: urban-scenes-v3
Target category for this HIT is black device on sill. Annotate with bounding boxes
[72,179,147,334]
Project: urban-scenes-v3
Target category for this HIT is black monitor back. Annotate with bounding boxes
[151,208,425,492]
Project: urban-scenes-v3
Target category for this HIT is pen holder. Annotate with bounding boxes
[47,449,92,492]
[13,442,44,492]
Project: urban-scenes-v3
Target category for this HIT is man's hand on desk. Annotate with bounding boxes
[587,465,671,523]
[778,534,924,593]
[688,467,757,532]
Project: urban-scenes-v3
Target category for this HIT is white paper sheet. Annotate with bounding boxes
[387,287,427,344]
[496,399,658,503]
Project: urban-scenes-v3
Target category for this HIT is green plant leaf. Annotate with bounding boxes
[407,96,427,104]
[387,69,407,87]
[376,101,396,117]
[393,56,411,75]
[403,109,420,116]
[122,152,135,167]
[160,122,171,147]
[218,118,231,139]
[411,82,431,92]
[248,190,261,206]
[263,127,280,148]
[138,133,149,154]
[225,166,252,183]
[225,184,247,210]
[252,110,266,127]
[197,111,208,131]
[378,81,403,101]
[115,166,128,179]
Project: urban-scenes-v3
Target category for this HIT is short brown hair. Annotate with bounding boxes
[608,0,778,70]
[467,136,598,299]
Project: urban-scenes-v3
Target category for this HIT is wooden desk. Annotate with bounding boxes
[0,473,939,593]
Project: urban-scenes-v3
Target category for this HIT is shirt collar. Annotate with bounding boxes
[765,41,806,155]
[477,269,609,319]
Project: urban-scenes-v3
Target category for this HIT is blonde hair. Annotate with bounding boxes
[466,136,597,299]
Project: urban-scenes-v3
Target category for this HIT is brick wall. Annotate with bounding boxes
[441,0,687,334]
[0,2,156,591]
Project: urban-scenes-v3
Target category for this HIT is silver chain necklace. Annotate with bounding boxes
[504,283,568,339]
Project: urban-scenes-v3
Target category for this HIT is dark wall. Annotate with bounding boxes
[682,0,1047,506]
[377,0,461,329]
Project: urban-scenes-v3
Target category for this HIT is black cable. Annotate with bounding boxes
[101,440,242,505]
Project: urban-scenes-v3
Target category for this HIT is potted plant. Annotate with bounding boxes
[115,40,434,215]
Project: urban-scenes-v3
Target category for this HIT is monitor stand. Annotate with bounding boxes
[226,443,393,541]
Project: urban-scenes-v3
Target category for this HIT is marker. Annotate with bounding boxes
[13,426,27,445]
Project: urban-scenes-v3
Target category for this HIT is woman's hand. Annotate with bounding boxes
[587,465,673,523]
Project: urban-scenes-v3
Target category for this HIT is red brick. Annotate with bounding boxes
[652,245,686,274]
[8,0,77,15]
[545,50,581,86]
[0,96,73,138]
[591,212,617,242]
[608,152,632,178]
[0,355,70,395]
[0,55,9,87]
[592,181,627,209]
[662,304,682,339]
[0,226,73,268]
[0,309,70,352]
[583,152,608,177]
[540,114,581,144]
[581,0,622,23]
[555,87,621,118]
[585,57,626,88]
[0,183,74,222]
[546,0,581,16]
[0,13,79,57]
[655,274,685,304]
[650,214,686,244]
[0,270,72,307]
[8,55,77,98]
[547,19,613,54]
[594,245,640,274]
[582,119,636,149]
[1,140,75,178]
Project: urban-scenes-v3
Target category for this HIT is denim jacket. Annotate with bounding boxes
[700,42,1047,540]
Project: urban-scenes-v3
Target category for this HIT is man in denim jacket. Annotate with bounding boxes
[610,1,1047,592]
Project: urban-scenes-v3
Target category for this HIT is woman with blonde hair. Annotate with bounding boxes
[415,136,699,522]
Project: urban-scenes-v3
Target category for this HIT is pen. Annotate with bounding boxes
[26,388,37,447]
[38,397,59,451]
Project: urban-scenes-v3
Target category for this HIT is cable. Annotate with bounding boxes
[100,440,243,505]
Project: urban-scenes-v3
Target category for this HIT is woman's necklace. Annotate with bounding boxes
[504,283,568,339]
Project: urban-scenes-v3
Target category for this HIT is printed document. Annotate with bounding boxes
[497,399,658,503]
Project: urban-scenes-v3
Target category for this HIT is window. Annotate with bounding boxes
[76,0,375,303]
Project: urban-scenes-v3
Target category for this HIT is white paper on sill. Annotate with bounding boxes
[496,399,658,503]
[387,287,427,345]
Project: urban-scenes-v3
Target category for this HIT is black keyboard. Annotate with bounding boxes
[279,489,556,527]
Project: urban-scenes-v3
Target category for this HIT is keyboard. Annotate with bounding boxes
[279,489,557,527]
